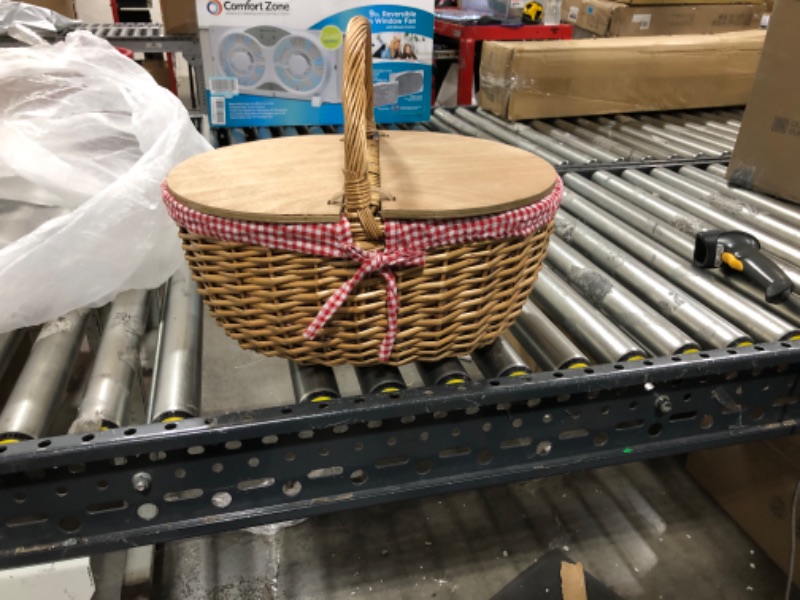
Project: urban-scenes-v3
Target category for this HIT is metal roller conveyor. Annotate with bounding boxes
[621,115,732,155]
[289,362,340,403]
[148,266,203,423]
[622,170,800,289]
[640,115,736,151]
[415,358,470,387]
[428,114,460,135]
[546,237,700,356]
[576,118,674,160]
[70,290,150,432]
[598,117,702,158]
[471,108,597,165]
[553,119,651,161]
[533,265,646,363]
[563,177,800,327]
[354,365,406,394]
[679,166,800,231]
[510,301,589,371]
[0,310,89,441]
[470,337,532,379]
[555,208,752,349]
[657,114,739,145]
[451,108,569,166]
[530,120,623,163]
[651,169,800,246]
[431,108,497,141]
[0,330,25,383]
[590,170,800,301]
[560,190,799,343]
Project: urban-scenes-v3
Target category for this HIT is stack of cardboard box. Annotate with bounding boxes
[561,0,764,38]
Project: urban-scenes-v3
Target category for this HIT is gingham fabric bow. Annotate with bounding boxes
[303,245,426,360]
[162,178,563,361]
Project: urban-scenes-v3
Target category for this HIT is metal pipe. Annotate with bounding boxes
[510,301,589,371]
[414,358,470,387]
[554,206,752,349]
[705,164,731,178]
[289,362,340,403]
[530,120,623,163]
[71,290,150,431]
[0,330,24,383]
[650,169,800,246]
[0,309,89,441]
[354,365,406,394]
[450,108,569,165]
[533,265,646,363]
[576,118,674,159]
[148,266,203,423]
[471,108,597,164]
[553,119,649,161]
[547,237,699,356]
[679,165,800,231]
[621,170,800,288]
[686,114,740,136]
[431,108,497,140]
[470,337,532,379]
[560,192,797,343]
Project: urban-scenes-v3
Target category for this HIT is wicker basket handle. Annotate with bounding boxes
[342,16,382,240]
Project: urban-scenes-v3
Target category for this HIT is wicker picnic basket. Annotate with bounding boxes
[163,16,562,366]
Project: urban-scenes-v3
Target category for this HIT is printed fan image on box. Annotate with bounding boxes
[209,26,344,106]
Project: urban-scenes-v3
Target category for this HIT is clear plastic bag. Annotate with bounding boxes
[0,31,212,333]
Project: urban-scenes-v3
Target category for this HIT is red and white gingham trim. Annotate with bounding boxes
[162,178,562,361]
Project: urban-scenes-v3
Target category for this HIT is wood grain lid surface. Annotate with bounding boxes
[166,131,557,222]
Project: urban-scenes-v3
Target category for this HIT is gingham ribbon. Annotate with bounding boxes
[162,178,563,361]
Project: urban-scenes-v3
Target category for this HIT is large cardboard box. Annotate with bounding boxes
[197,1,434,127]
[28,0,76,18]
[615,0,760,5]
[479,31,764,121]
[727,0,800,205]
[562,0,763,37]
[161,0,197,35]
[686,437,800,587]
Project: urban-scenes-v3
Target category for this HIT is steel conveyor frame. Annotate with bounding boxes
[0,339,797,567]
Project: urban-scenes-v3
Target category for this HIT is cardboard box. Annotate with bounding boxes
[197,1,434,127]
[686,437,800,587]
[142,58,173,89]
[479,30,764,121]
[562,0,763,37]
[727,0,800,204]
[161,0,197,35]
[28,0,76,19]
[615,0,760,5]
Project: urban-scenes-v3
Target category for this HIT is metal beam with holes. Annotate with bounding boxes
[0,341,797,568]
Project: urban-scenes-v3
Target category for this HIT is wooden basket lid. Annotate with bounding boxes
[166,131,557,223]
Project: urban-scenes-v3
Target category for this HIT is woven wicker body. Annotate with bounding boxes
[178,223,552,365]
[165,17,561,366]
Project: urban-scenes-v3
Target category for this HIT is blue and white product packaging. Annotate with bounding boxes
[197,0,434,127]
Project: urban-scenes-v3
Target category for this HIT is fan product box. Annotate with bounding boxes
[197,1,434,127]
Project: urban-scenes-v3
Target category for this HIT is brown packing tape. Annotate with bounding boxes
[561,561,588,600]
